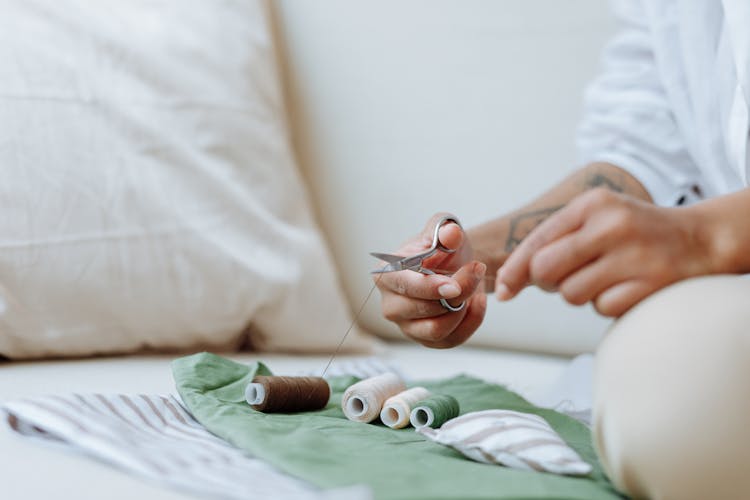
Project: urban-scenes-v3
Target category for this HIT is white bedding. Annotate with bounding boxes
[0,344,577,500]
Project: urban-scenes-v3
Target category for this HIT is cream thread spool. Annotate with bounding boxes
[380,387,431,429]
[341,372,406,423]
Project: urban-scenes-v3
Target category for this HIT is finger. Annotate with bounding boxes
[442,261,486,309]
[422,215,465,270]
[399,304,467,343]
[382,261,487,323]
[497,190,611,299]
[375,271,461,300]
[528,227,604,292]
[593,280,654,318]
[381,294,449,322]
[417,212,461,248]
[558,256,630,306]
[394,261,485,340]
[437,221,464,251]
[420,292,487,349]
[496,209,582,299]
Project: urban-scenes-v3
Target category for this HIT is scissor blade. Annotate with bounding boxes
[370,266,396,274]
[369,261,402,274]
[369,252,406,264]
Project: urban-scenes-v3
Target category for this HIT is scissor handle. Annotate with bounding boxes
[429,215,463,254]
[420,267,466,312]
[422,215,466,312]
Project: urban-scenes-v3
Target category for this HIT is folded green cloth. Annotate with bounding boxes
[172,353,624,500]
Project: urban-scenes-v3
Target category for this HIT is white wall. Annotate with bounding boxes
[272,0,617,355]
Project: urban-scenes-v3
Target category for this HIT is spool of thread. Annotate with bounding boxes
[409,394,460,429]
[379,387,432,429]
[341,372,406,423]
[245,376,330,413]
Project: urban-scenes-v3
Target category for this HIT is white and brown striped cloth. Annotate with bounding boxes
[417,409,593,476]
[0,359,398,500]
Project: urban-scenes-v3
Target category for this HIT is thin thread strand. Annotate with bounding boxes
[321,273,383,377]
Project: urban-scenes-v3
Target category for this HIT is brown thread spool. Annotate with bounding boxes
[245,376,330,413]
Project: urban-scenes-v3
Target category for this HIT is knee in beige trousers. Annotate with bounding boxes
[594,275,750,500]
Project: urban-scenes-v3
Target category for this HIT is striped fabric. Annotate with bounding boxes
[417,409,592,476]
[0,358,402,500]
[301,357,404,380]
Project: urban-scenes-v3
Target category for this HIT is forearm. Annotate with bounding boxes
[468,162,652,292]
[688,187,750,275]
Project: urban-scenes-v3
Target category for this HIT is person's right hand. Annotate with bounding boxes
[374,213,488,349]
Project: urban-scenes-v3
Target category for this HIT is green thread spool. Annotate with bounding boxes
[410,394,460,429]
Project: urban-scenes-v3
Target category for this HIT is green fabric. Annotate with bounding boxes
[173,352,624,500]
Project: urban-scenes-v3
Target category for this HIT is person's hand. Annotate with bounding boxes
[495,188,714,317]
[374,213,487,348]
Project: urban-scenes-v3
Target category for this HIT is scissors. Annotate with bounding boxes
[370,215,466,312]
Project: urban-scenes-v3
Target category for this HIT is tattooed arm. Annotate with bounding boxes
[374,161,651,348]
[469,162,652,292]
[378,159,744,344]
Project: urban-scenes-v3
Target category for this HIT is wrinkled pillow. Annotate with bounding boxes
[418,409,593,476]
[0,0,373,358]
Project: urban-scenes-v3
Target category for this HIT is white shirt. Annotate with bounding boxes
[577,0,750,206]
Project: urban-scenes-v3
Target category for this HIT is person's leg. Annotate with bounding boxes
[593,275,750,500]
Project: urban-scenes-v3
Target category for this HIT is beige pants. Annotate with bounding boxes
[594,275,750,500]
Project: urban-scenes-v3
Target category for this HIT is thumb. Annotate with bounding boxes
[420,212,464,250]
[419,213,466,269]
[437,221,464,251]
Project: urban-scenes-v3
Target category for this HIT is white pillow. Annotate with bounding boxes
[0,0,373,358]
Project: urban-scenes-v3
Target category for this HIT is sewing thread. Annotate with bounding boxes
[379,387,432,429]
[245,376,330,413]
[341,373,406,423]
[409,394,460,429]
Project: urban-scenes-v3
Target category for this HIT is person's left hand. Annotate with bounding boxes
[495,188,715,317]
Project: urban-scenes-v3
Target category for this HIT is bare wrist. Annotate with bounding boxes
[686,203,740,275]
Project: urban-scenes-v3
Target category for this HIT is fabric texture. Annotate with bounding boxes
[594,275,750,500]
[577,0,750,206]
[173,352,622,500]
[0,0,372,358]
[0,393,370,500]
[418,409,592,476]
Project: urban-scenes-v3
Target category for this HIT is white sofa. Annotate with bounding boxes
[273,0,614,355]
[0,2,615,498]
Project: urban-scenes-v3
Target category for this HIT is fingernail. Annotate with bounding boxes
[496,283,511,301]
[474,262,487,279]
[438,283,461,298]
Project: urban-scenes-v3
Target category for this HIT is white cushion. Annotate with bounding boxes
[273,1,614,355]
[0,0,372,358]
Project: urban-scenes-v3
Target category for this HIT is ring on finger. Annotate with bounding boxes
[439,298,465,312]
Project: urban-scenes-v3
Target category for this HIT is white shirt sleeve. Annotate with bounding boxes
[576,0,705,206]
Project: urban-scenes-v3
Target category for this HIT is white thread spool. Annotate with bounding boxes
[380,387,431,429]
[341,373,406,423]
[245,383,266,406]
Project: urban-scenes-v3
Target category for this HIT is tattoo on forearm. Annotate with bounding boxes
[503,168,637,254]
[585,172,624,193]
[505,206,564,252]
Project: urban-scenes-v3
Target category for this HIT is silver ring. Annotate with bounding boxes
[439,298,465,312]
